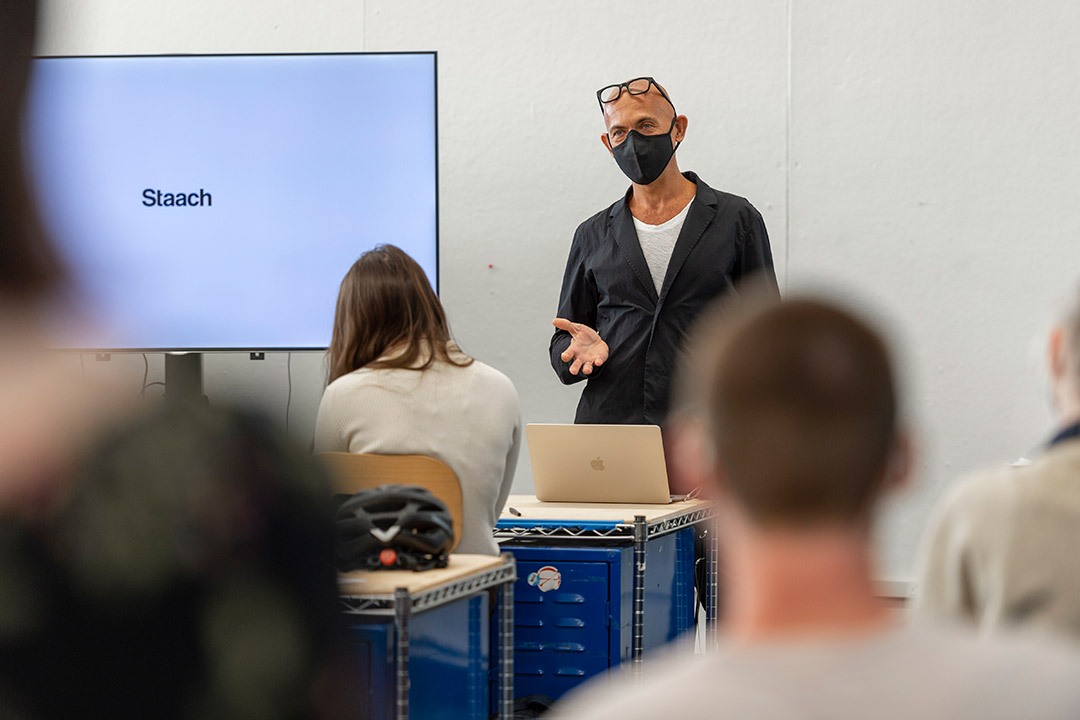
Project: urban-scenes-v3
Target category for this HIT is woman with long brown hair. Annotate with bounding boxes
[315,244,521,555]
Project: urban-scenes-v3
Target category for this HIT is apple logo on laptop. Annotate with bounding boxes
[591,456,605,471]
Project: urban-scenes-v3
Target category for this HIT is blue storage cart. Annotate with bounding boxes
[340,553,516,720]
[495,496,717,703]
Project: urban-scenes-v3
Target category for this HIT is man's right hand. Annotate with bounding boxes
[552,318,610,376]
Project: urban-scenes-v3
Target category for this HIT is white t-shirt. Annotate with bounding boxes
[632,198,693,295]
[553,623,1080,720]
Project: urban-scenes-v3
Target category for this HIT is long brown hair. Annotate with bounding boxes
[0,0,67,304]
[326,245,471,383]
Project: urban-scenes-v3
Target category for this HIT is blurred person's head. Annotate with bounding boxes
[1048,282,1080,427]
[0,0,66,308]
[706,298,905,529]
[327,244,471,383]
[671,294,911,636]
[0,0,94,517]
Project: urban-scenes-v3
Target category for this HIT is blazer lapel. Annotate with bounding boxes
[609,194,659,306]
[657,176,718,303]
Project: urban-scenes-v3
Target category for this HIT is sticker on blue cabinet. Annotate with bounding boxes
[527,565,562,592]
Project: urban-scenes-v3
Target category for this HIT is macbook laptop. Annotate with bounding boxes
[526,423,672,504]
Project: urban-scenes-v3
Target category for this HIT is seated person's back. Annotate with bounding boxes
[916,280,1080,635]
[314,245,520,556]
[556,295,1080,720]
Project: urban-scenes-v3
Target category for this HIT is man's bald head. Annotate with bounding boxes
[686,297,900,528]
[601,79,676,132]
[1047,281,1080,427]
[599,78,687,158]
[601,79,676,116]
[1061,283,1080,383]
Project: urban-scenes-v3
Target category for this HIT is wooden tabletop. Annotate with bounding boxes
[339,553,506,597]
[499,493,713,524]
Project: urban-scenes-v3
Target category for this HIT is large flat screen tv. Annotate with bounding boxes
[23,52,438,351]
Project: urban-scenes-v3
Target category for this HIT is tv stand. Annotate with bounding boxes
[164,352,206,403]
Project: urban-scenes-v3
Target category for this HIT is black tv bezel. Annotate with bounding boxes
[31,50,440,353]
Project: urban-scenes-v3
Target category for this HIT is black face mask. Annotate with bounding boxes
[610,117,680,186]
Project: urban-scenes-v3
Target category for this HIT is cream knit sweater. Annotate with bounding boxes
[915,438,1080,636]
[314,349,520,556]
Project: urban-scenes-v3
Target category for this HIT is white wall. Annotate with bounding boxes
[38,0,1080,579]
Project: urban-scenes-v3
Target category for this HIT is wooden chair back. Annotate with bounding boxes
[320,452,464,552]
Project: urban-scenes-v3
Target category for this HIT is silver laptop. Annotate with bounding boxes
[526,424,672,504]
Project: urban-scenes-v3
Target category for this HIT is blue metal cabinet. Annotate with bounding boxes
[514,558,613,698]
[501,525,695,703]
[349,592,490,720]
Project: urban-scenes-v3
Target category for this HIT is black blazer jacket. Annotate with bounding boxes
[549,172,778,425]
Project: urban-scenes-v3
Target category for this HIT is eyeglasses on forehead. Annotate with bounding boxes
[596,76,675,111]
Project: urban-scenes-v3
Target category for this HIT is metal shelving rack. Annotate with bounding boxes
[494,500,720,662]
[495,504,715,541]
[340,553,517,720]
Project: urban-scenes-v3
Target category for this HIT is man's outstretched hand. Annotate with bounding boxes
[553,318,610,376]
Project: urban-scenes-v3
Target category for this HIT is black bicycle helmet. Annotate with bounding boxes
[334,485,454,572]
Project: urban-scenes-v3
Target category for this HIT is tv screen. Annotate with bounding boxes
[23,52,438,351]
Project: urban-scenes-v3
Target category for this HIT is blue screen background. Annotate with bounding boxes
[24,53,437,350]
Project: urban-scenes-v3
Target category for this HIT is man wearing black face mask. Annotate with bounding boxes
[550,77,778,425]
